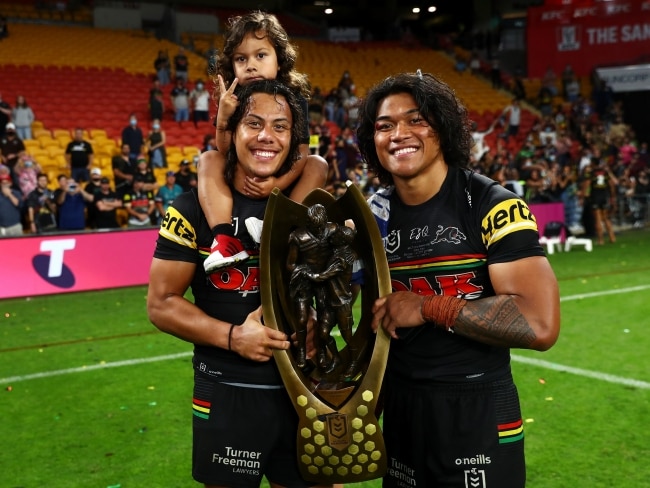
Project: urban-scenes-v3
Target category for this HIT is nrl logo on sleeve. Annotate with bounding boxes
[160,206,196,246]
[481,199,537,247]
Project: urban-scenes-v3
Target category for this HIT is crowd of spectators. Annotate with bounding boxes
[1,36,648,240]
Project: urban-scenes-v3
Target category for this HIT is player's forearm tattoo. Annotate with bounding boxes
[453,295,537,348]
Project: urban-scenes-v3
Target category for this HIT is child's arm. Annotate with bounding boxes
[197,149,234,230]
[242,145,328,202]
[215,75,239,154]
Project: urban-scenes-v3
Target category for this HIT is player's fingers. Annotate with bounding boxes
[267,338,290,351]
[217,74,226,93]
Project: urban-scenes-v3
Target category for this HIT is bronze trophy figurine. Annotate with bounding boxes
[260,182,391,484]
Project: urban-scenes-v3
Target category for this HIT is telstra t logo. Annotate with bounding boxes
[33,239,77,288]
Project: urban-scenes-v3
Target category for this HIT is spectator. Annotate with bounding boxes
[1,122,25,174]
[154,49,171,86]
[123,174,155,227]
[308,86,324,125]
[53,175,94,231]
[12,95,35,140]
[0,171,23,236]
[542,66,559,96]
[14,153,41,199]
[26,173,57,234]
[64,128,94,183]
[155,170,183,218]
[94,176,122,229]
[564,74,581,103]
[174,159,197,192]
[511,72,526,101]
[83,167,104,228]
[501,98,522,141]
[173,47,189,81]
[582,157,617,244]
[343,85,360,129]
[470,120,497,163]
[190,79,210,124]
[145,118,167,168]
[149,78,165,121]
[170,77,190,122]
[201,133,216,153]
[0,92,11,138]
[112,143,135,198]
[561,64,576,99]
[337,69,354,99]
[121,113,144,165]
[134,156,159,193]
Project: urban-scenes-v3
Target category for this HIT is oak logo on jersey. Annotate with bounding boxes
[481,199,537,247]
[160,207,196,247]
[209,266,260,295]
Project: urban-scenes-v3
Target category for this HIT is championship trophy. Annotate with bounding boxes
[260,182,392,484]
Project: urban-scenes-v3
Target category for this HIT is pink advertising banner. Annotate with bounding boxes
[0,228,159,299]
[527,0,650,78]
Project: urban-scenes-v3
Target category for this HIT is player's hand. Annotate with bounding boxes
[217,74,239,121]
[232,306,290,362]
[243,175,276,198]
[371,291,426,339]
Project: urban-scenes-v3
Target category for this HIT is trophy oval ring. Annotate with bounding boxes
[260,182,392,484]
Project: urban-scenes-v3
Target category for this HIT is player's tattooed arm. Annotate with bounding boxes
[453,295,537,348]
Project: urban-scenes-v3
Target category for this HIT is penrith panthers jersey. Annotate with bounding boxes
[154,187,283,386]
[368,166,545,382]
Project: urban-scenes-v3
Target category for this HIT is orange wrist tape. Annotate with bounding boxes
[421,295,467,332]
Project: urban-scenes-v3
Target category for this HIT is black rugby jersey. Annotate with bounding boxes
[154,187,283,386]
[368,166,545,382]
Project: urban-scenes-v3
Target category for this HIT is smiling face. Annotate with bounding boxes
[373,92,444,183]
[232,92,292,181]
[232,32,280,85]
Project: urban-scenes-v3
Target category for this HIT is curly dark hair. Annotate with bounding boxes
[210,10,310,106]
[223,79,305,184]
[356,72,473,186]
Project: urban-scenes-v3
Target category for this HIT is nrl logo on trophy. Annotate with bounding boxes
[260,182,391,483]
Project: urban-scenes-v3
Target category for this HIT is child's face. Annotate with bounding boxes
[232,32,279,85]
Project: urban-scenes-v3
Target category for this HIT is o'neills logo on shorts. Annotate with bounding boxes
[480,199,537,247]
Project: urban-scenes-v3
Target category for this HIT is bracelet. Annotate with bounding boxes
[421,295,468,332]
[228,323,236,351]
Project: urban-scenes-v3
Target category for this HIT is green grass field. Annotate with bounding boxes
[1,229,649,488]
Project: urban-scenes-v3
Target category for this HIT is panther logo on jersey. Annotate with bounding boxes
[431,225,467,245]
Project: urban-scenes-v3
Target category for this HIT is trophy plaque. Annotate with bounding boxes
[260,182,392,484]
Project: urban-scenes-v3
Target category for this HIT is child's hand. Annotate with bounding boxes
[244,175,277,198]
[217,74,240,121]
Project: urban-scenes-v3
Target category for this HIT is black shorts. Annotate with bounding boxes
[192,373,312,487]
[382,372,525,488]
[590,191,611,211]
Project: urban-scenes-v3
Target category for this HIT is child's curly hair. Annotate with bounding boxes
[210,10,310,106]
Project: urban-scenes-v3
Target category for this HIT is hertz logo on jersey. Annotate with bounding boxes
[481,198,538,248]
[160,206,197,248]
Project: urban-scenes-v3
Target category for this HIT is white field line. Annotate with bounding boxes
[560,284,650,302]
[1,285,648,387]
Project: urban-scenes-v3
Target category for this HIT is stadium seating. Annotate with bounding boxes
[0,17,534,190]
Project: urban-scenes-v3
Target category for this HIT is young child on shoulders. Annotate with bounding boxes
[200,10,328,274]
